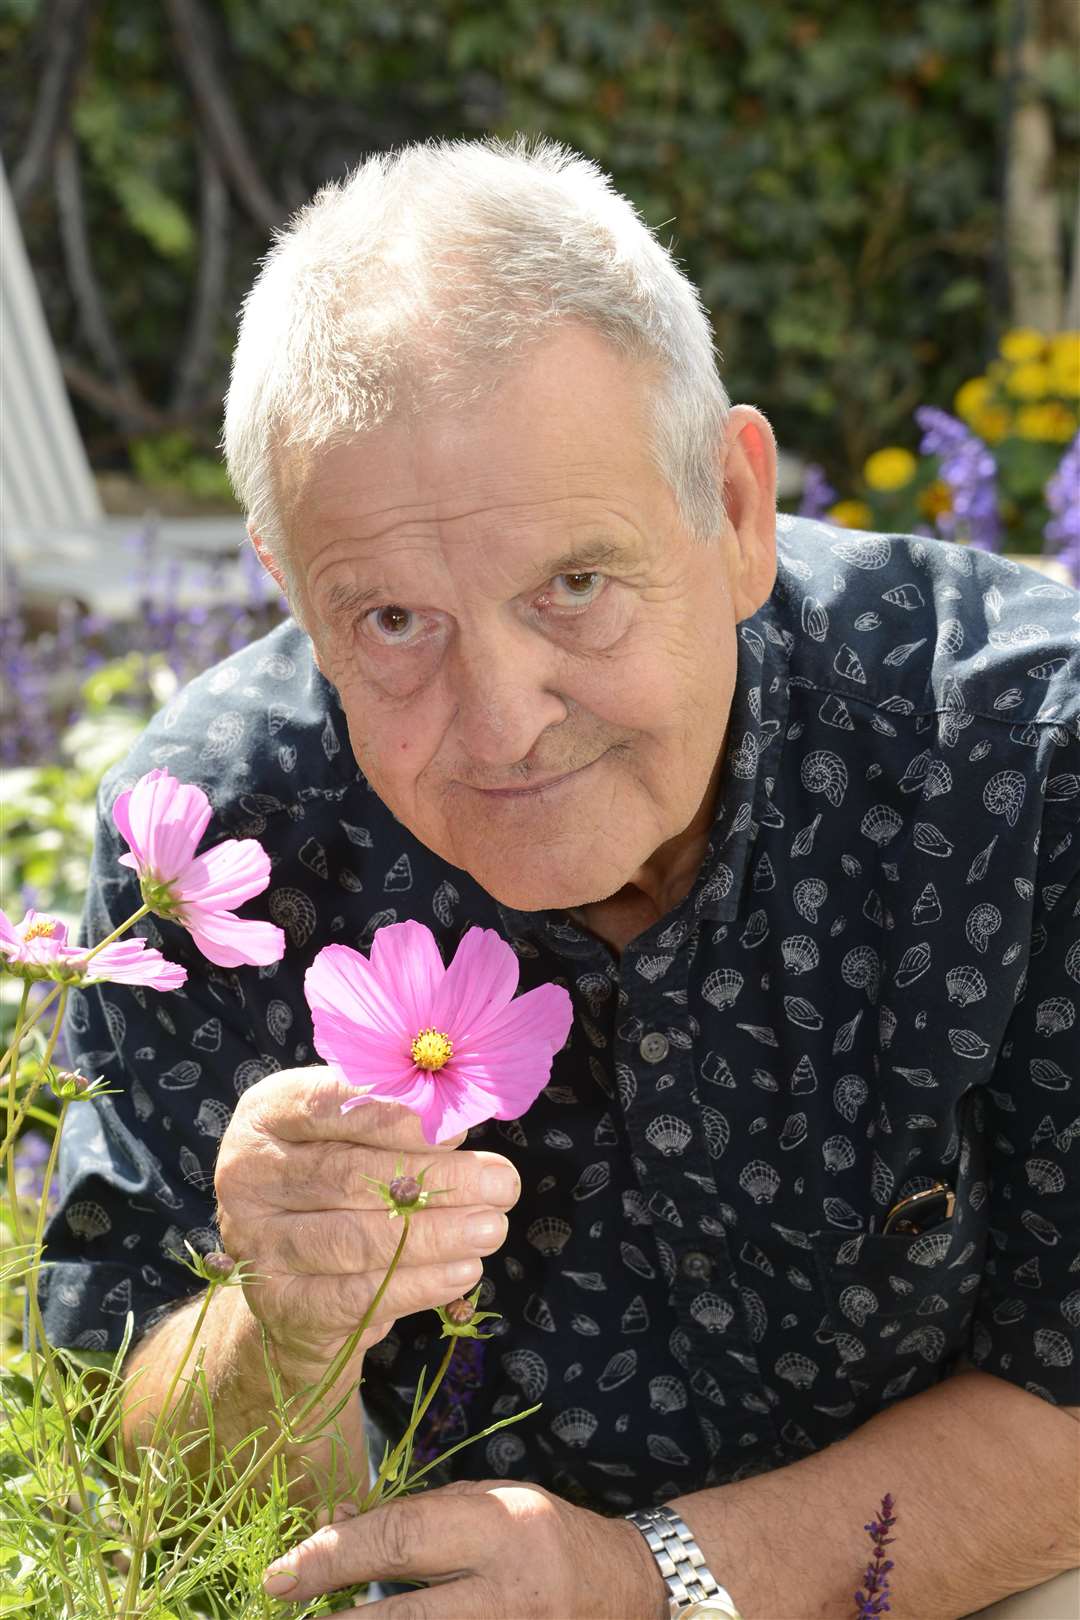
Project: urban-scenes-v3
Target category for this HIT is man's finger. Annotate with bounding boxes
[271,1139,521,1212]
[266,1202,508,1275]
[262,1492,482,1601]
[256,1069,468,1151]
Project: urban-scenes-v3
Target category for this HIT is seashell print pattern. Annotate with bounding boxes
[39,519,1080,1515]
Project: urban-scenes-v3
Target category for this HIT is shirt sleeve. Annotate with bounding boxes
[36,765,275,1355]
[967,800,1080,1406]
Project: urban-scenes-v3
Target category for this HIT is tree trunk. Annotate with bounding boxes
[1003,0,1064,331]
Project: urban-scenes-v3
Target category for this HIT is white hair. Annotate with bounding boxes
[223,134,731,575]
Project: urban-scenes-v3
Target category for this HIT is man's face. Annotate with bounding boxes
[272,327,776,912]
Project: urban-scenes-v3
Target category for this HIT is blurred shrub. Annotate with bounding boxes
[4,1,1076,496]
[805,328,1080,576]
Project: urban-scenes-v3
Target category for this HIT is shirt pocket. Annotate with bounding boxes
[807,1217,986,1421]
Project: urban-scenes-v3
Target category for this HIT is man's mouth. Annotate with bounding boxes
[469,754,606,799]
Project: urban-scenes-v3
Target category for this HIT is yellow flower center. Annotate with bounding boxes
[410,1028,454,1070]
[22,917,59,941]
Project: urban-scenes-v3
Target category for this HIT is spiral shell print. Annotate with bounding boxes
[982,769,1026,828]
[801,749,849,807]
[793,877,828,924]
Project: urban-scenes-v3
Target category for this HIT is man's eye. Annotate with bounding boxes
[366,605,416,641]
[549,572,604,605]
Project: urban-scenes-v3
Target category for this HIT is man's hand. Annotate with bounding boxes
[213,1067,521,1387]
[261,1478,668,1618]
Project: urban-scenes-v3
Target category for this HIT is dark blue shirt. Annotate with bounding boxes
[40,517,1080,1513]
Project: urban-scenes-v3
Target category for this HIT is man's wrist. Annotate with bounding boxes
[611,1512,672,1618]
[623,1505,743,1618]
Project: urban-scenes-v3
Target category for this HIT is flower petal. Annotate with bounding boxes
[178,839,272,910]
[305,944,414,1044]
[448,1051,558,1119]
[114,769,213,880]
[368,922,447,1033]
[311,1012,418,1085]
[415,1072,497,1145]
[17,910,70,946]
[85,940,187,991]
[431,928,520,1041]
[339,1069,437,1117]
[183,907,285,968]
[459,981,574,1056]
[0,909,20,950]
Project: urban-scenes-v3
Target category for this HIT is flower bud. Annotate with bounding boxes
[388,1174,422,1208]
[201,1251,236,1280]
[53,1069,92,1099]
[444,1297,475,1326]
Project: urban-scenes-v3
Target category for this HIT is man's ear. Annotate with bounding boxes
[247,526,322,664]
[718,404,778,622]
[247,526,289,598]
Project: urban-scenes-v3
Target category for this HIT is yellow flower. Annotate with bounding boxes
[918,480,953,520]
[1049,331,1080,398]
[1005,362,1052,400]
[863,447,917,492]
[828,500,873,530]
[999,327,1046,363]
[954,376,991,422]
[1015,402,1079,443]
[969,405,1012,444]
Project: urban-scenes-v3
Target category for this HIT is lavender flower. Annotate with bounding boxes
[915,406,1001,552]
[2,523,286,765]
[13,1131,53,1206]
[1043,430,1080,587]
[412,1336,486,1467]
[853,1493,897,1618]
[799,463,838,521]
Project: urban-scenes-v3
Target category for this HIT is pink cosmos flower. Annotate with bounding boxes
[304,921,574,1145]
[112,768,285,969]
[0,907,186,991]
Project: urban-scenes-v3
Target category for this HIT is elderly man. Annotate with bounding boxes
[42,136,1078,1618]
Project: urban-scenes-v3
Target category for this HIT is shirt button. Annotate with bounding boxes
[639,1031,670,1063]
[680,1251,713,1280]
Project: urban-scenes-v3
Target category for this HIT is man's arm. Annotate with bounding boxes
[666,1369,1080,1620]
[120,1282,368,1508]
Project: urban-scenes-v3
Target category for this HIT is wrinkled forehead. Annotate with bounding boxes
[278,326,670,544]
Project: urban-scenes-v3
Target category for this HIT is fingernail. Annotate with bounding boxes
[481,1170,519,1206]
[463,1210,506,1247]
[263,1567,300,1596]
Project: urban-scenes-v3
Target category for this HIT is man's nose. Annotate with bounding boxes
[450,629,568,769]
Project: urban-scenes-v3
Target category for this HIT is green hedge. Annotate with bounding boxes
[2,0,1077,493]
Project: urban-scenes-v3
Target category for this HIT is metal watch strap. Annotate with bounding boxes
[624,1505,742,1617]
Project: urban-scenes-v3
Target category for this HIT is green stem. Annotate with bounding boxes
[386,1402,543,1503]
[0,902,151,1077]
[3,987,31,1310]
[119,1282,220,1618]
[146,1216,414,1589]
[23,1274,118,1616]
[0,1087,49,1162]
[3,985,30,1157]
[7,986,66,1386]
[359,1336,457,1513]
[8,988,117,1616]
[22,988,69,1385]
[82,901,152,959]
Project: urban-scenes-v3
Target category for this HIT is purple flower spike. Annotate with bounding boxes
[1044,430,1080,587]
[799,463,838,521]
[853,1492,897,1618]
[915,406,1001,552]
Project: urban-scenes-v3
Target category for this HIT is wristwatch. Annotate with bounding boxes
[625,1505,744,1619]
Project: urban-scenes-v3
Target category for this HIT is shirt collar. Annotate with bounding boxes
[497,588,791,944]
